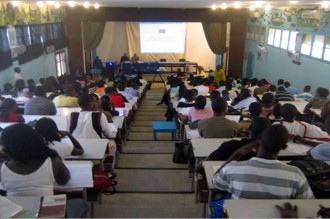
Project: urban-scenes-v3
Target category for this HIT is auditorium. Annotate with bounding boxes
[0,0,330,218]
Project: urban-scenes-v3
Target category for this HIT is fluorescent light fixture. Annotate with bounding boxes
[94,3,100,9]
[68,1,75,7]
[234,2,241,8]
[221,3,227,9]
[37,1,44,7]
[255,1,264,7]
[47,1,55,5]
[54,2,60,8]
[211,4,217,10]
[322,1,330,8]
[12,1,20,7]
[265,4,271,11]
[290,1,298,4]
[249,5,256,11]
[83,1,90,8]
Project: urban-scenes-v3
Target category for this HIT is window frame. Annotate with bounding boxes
[55,50,67,77]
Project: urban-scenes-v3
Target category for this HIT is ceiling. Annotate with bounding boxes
[14,0,330,9]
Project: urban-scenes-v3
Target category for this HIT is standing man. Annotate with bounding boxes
[13,67,22,82]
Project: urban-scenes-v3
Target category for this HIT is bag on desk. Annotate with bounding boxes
[173,142,188,164]
[289,160,330,198]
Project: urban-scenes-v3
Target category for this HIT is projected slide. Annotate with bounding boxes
[140,22,186,54]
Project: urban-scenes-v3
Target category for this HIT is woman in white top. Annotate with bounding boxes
[0,123,70,195]
[232,88,257,110]
[35,117,84,160]
[0,123,89,217]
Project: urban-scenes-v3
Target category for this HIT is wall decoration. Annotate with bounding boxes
[0,2,66,26]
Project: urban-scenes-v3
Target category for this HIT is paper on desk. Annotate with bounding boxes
[0,196,23,218]
[286,142,311,155]
[212,165,221,173]
[54,163,93,189]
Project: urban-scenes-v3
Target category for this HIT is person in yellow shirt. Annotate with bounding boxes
[214,64,226,86]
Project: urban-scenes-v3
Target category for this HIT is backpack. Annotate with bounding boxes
[69,112,103,138]
[172,142,188,164]
[289,160,330,198]
[88,166,116,195]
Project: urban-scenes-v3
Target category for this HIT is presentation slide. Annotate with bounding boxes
[140,22,186,54]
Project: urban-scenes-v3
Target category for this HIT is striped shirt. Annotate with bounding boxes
[212,157,314,199]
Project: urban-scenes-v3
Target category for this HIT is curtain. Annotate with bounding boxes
[126,22,186,62]
[83,22,106,50]
[45,23,68,50]
[202,22,228,55]
[0,27,12,71]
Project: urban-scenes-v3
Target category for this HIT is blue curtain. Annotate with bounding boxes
[0,27,12,71]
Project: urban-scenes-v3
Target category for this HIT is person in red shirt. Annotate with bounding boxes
[0,98,25,123]
[104,86,125,107]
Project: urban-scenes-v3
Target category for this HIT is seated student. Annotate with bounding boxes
[293,115,330,161]
[0,98,25,123]
[253,80,267,96]
[68,94,117,167]
[212,125,314,199]
[177,90,196,108]
[35,118,84,160]
[193,79,209,96]
[2,83,15,96]
[198,98,238,138]
[225,81,237,100]
[221,90,231,102]
[231,88,257,110]
[53,85,79,107]
[100,95,118,120]
[297,85,313,100]
[304,87,330,113]
[275,86,295,101]
[105,86,125,107]
[118,82,133,101]
[94,80,106,96]
[237,102,262,137]
[178,95,213,124]
[261,92,276,117]
[268,84,277,95]
[273,103,330,141]
[204,78,216,92]
[126,82,141,97]
[284,81,298,95]
[24,86,57,115]
[206,117,271,162]
[206,90,221,108]
[0,124,88,217]
[216,81,226,94]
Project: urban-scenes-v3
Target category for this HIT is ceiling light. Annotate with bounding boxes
[255,1,264,8]
[54,2,60,8]
[290,1,298,4]
[265,4,271,11]
[249,5,256,11]
[221,3,227,9]
[94,3,100,9]
[322,1,330,8]
[47,1,54,5]
[83,1,90,8]
[68,1,75,7]
[234,2,241,8]
[37,1,44,7]
[12,1,20,7]
[211,4,217,10]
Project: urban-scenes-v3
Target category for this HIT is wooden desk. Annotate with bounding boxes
[23,115,67,130]
[56,107,81,116]
[224,199,330,218]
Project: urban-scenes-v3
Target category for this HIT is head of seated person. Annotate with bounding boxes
[281,103,297,123]
[225,81,233,91]
[262,92,275,107]
[35,86,47,97]
[35,117,61,143]
[183,90,196,102]
[315,87,329,98]
[105,86,118,95]
[78,94,99,111]
[195,96,207,110]
[250,117,271,140]
[258,125,288,158]
[237,88,251,101]
[211,97,227,117]
[249,102,262,118]
[210,90,220,101]
[277,86,286,93]
[269,84,277,92]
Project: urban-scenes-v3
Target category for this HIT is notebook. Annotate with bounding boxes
[38,194,66,218]
[0,196,23,218]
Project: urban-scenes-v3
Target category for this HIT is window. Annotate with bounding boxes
[273,29,282,47]
[301,34,312,55]
[6,25,17,48]
[55,50,67,77]
[267,28,275,45]
[311,35,324,59]
[324,36,330,61]
[288,31,298,51]
[280,30,290,49]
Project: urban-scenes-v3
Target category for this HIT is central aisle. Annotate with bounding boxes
[94,82,204,218]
